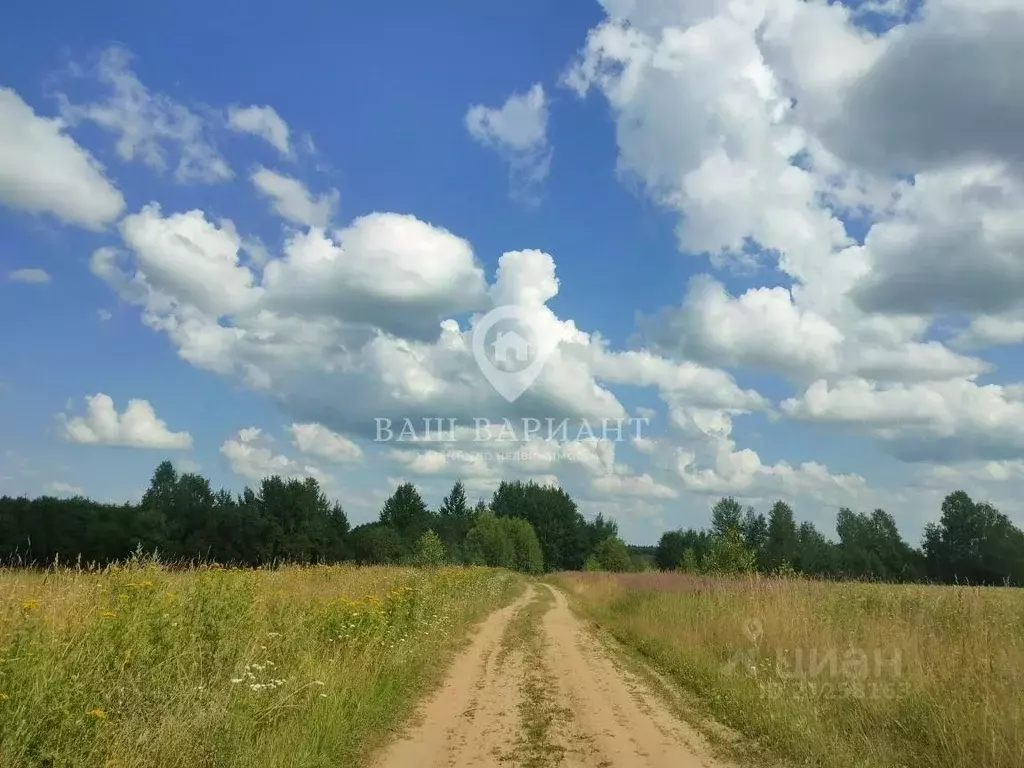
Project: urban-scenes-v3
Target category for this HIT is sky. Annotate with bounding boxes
[3,0,1024,545]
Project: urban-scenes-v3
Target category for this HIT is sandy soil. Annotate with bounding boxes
[372,583,729,768]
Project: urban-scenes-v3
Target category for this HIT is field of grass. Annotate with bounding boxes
[0,558,520,768]
[556,571,1024,768]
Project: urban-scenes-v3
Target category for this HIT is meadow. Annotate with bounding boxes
[0,557,520,768]
[556,571,1024,768]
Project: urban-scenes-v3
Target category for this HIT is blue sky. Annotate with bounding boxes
[3,0,1024,544]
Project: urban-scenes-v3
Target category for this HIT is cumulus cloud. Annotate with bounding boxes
[562,0,1024,483]
[851,164,1024,317]
[8,268,52,284]
[220,427,324,482]
[118,204,261,317]
[592,473,679,499]
[47,481,85,496]
[782,378,1024,462]
[58,46,231,184]
[465,83,552,202]
[251,168,338,228]
[819,2,1024,177]
[227,105,291,157]
[0,88,124,229]
[59,393,192,449]
[289,422,363,464]
[639,275,989,383]
[77,1,1024,538]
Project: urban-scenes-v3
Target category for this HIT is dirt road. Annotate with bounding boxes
[372,583,729,768]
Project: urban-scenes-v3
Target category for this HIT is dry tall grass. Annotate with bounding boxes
[557,571,1024,768]
[0,559,519,767]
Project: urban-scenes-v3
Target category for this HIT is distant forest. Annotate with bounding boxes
[1,461,1022,585]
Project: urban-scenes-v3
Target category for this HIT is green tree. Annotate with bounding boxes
[836,507,920,581]
[702,528,757,574]
[491,480,588,571]
[437,480,472,560]
[583,513,619,557]
[463,512,516,569]
[741,508,769,565]
[796,521,838,576]
[655,530,688,570]
[923,491,1024,585]
[439,480,469,518]
[136,460,177,554]
[505,517,544,574]
[711,497,744,537]
[411,529,447,566]
[349,523,403,564]
[764,500,799,572]
[593,536,633,572]
[678,548,701,572]
[379,482,434,553]
[655,529,711,570]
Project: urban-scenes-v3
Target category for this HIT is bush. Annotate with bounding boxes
[701,528,757,575]
[411,530,447,566]
[593,537,633,572]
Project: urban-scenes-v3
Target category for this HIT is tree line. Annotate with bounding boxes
[655,493,1024,586]
[3,460,1022,584]
[0,461,631,573]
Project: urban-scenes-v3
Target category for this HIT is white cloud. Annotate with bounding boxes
[259,211,487,338]
[289,422,363,463]
[251,167,338,228]
[47,481,85,496]
[818,1,1024,177]
[227,105,291,157]
[8,268,51,284]
[640,274,989,384]
[59,46,231,184]
[118,204,261,317]
[639,275,843,379]
[782,377,1024,462]
[0,87,124,229]
[59,393,193,449]
[465,83,552,201]
[220,427,324,482]
[851,164,1024,317]
[592,472,679,499]
[562,0,1024,479]
[80,2,1024,539]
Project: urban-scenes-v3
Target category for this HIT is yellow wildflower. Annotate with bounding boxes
[88,708,108,719]
[21,599,39,610]
[100,610,116,619]
[0,693,9,701]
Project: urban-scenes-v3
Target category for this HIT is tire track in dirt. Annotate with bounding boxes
[539,584,726,768]
[371,585,534,768]
[372,582,729,768]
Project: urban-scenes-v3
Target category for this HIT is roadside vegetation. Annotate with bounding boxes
[557,570,1024,768]
[5,460,1024,766]
[0,560,519,767]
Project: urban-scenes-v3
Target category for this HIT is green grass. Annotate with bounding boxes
[501,586,567,768]
[555,571,1024,768]
[0,559,519,767]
